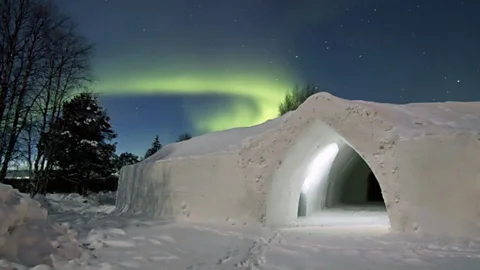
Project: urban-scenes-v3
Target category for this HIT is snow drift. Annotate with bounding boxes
[0,183,83,267]
[116,92,480,238]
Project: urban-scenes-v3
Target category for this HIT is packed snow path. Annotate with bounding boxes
[38,193,480,270]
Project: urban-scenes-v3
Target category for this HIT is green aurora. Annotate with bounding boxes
[95,61,302,133]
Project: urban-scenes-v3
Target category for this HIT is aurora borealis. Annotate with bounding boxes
[95,62,298,132]
[55,0,480,156]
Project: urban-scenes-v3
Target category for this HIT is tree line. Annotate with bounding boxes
[118,132,193,168]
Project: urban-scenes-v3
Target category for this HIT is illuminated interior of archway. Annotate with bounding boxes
[265,120,390,229]
[296,142,389,227]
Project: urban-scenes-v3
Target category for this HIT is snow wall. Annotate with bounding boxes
[116,92,480,238]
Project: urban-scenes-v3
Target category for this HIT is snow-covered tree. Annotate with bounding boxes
[144,135,162,159]
[115,152,140,171]
[39,92,117,182]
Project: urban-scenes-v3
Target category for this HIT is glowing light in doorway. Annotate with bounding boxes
[301,143,339,193]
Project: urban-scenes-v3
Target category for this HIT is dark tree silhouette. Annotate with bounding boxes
[176,133,192,142]
[115,152,140,171]
[144,135,162,159]
[0,0,93,188]
[278,84,320,116]
[37,92,117,195]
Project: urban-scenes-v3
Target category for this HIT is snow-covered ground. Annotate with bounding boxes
[1,185,480,269]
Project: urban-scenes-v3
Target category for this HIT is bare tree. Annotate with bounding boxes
[0,0,94,195]
[0,0,51,180]
[30,23,93,196]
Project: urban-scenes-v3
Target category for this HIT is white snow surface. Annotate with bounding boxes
[0,184,479,269]
[347,97,480,139]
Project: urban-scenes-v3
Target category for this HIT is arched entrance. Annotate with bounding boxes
[266,120,390,229]
[296,144,388,226]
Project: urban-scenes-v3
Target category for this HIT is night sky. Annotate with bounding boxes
[55,0,480,156]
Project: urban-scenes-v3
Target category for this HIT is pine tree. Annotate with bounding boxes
[278,84,320,116]
[39,92,117,183]
[144,135,162,159]
[176,132,192,142]
[115,152,140,171]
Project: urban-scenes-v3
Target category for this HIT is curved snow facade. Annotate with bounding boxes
[116,92,480,237]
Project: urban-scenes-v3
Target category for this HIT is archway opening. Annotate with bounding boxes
[265,120,390,229]
[296,143,389,227]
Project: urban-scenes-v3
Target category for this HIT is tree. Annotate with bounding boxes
[37,92,117,193]
[176,132,192,142]
[278,84,320,116]
[0,0,93,187]
[26,15,93,196]
[144,135,162,159]
[115,152,140,171]
[0,0,57,180]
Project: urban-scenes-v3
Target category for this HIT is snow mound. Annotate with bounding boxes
[87,191,116,206]
[0,183,83,267]
[35,192,116,219]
